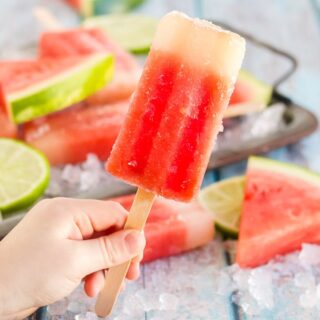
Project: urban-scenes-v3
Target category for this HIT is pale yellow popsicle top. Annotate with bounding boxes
[152,11,246,80]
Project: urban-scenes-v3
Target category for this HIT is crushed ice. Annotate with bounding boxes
[45,154,135,198]
[215,103,287,151]
[47,241,320,319]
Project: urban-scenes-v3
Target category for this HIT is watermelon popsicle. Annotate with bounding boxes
[95,11,245,317]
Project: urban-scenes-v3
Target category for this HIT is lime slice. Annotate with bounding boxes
[198,176,245,236]
[84,14,158,53]
[0,139,50,213]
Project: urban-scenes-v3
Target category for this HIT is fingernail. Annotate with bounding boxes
[125,231,145,254]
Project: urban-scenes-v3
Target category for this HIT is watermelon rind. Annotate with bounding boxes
[8,53,114,124]
[238,70,272,106]
[80,0,94,17]
[249,156,320,186]
[83,14,158,53]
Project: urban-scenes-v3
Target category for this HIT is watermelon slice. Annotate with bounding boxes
[23,99,129,165]
[230,70,272,106]
[0,109,17,138]
[237,157,320,268]
[225,70,272,117]
[0,54,114,124]
[40,28,141,104]
[112,194,214,263]
[64,0,145,17]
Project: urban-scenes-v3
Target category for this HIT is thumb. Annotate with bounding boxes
[75,230,146,276]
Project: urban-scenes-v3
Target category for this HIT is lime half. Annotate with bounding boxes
[199,176,245,236]
[84,14,158,53]
[0,139,50,213]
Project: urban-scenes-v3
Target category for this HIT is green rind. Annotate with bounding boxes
[0,138,50,213]
[215,224,239,238]
[249,156,320,186]
[9,54,114,124]
[80,0,94,17]
[83,14,158,53]
[239,69,272,105]
[78,0,145,17]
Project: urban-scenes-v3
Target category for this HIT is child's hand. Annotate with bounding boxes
[0,198,145,319]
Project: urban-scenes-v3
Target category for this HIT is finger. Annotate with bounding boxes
[84,271,105,297]
[132,251,144,264]
[126,261,140,281]
[67,199,128,239]
[74,229,146,276]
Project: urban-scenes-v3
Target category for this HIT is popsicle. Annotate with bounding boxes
[95,11,245,317]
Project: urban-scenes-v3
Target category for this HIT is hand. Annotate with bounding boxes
[0,198,145,319]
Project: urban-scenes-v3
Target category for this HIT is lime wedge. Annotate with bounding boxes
[198,176,245,236]
[84,14,158,53]
[0,139,50,213]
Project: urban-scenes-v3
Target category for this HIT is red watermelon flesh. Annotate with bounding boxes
[64,0,81,10]
[237,157,320,268]
[0,53,113,124]
[112,194,214,263]
[229,80,252,105]
[0,109,16,138]
[228,70,272,108]
[23,99,129,165]
[40,28,141,103]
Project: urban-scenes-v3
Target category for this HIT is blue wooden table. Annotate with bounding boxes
[5,0,317,318]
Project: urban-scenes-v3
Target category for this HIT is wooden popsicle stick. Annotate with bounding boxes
[95,187,156,317]
[223,102,266,118]
[33,6,63,31]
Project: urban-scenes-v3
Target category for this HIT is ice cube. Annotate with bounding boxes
[84,312,100,320]
[80,170,100,191]
[299,244,320,267]
[74,312,100,320]
[236,291,261,316]
[82,154,102,171]
[231,265,250,291]
[216,270,234,295]
[47,298,68,316]
[67,301,86,314]
[45,167,63,196]
[159,292,179,310]
[248,268,274,309]
[299,288,317,308]
[294,272,315,288]
[122,294,143,315]
[61,164,81,184]
[243,103,286,140]
[135,288,161,311]
[316,283,320,299]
